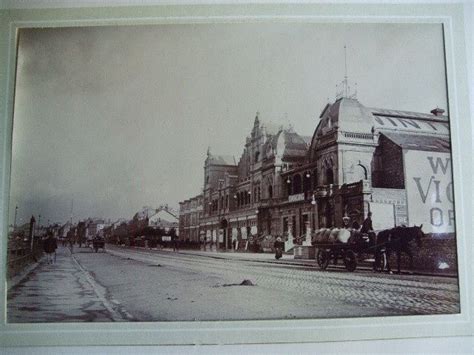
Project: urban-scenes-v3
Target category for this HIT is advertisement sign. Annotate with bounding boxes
[405,151,455,233]
[370,202,395,230]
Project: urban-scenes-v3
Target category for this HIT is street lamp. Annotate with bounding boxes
[13,206,18,229]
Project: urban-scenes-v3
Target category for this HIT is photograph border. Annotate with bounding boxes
[0,3,472,347]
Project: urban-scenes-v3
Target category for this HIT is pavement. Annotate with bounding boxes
[7,246,132,323]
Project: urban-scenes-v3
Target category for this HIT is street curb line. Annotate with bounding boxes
[111,245,457,278]
[71,252,135,322]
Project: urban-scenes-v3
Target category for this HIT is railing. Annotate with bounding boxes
[342,131,374,140]
[7,238,43,279]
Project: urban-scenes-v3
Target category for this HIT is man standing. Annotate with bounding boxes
[43,232,57,264]
[361,212,373,234]
[172,234,179,252]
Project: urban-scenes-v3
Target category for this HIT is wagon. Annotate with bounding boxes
[92,237,105,253]
[313,232,376,272]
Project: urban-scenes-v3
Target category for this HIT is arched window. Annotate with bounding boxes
[268,185,273,199]
[293,174,302,194]
[325,168,334,185]
[355,163,368,181]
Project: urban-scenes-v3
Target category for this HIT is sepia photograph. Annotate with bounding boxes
[6,21,461,324]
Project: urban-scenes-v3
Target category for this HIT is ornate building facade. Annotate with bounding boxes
[179,97,452,250]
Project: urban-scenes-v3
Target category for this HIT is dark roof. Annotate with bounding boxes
[381,132,451,152]
[370,107,448,122]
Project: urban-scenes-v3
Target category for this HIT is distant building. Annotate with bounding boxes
[179,97,452,250]
[131,205,179,235]
[179,195,203,242]
[148,207,179,231]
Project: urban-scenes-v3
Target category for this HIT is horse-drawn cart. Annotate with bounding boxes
[312,225,424,273]
[92,236,105,253]
[312,228,376,272]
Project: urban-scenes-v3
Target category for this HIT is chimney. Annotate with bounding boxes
[430,107,445,116]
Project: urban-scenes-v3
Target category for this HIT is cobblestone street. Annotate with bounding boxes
[8,244,460,322]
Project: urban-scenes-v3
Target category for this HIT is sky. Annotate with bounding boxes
[9,23,447,226]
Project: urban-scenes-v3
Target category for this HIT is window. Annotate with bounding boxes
[303,173,311,192]
[293,174,302,194]
[255,151,260,163]
[313,169,318,188]
[326,168,334,185]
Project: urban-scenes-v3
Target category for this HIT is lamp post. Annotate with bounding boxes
[311,193,319,231]
[13,206,18,230]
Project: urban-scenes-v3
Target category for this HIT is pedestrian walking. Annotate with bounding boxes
[172,235,179,252]
[232,238,237,252]
[274,236,284,260]
[43,232,58,264]
[68,237,74,254]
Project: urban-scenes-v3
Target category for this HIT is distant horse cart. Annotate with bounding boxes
[312,225,424,273]
[92,236,105,253]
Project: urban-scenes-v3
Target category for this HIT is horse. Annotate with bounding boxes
[375,225,424,274]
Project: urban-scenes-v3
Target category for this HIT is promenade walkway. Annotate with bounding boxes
[7,246,130,323]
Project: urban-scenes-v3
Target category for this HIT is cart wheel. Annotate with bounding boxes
[317,249,330,270]
[344,250,357,272]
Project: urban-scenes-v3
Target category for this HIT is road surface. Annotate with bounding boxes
[7,245,460,322]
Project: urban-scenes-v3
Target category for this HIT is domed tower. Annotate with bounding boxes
[309,97,377,187]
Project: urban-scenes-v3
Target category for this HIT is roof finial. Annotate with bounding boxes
[336,45,357,100]
[344,44,348,98]
[207,146,211,156]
